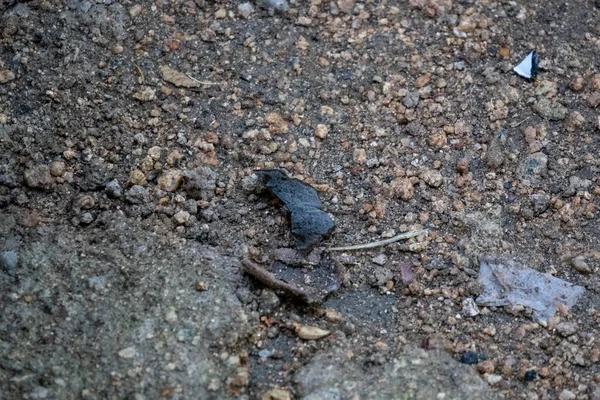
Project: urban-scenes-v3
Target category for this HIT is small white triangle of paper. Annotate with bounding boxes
[513,51,536,79]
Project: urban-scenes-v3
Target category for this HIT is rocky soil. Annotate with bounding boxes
[1,0,600,399]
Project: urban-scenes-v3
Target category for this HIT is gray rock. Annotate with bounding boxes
[518,153,547,184]
[28,386,49,399]
[556,322,578,337]
[462,297,480,317]
[241,173,264,193]
[1,250,18,276]
[295,346,497,399]
[184,199,198,215]
[371,254,387,266]
[88,275,107,291]
[24,164,53,190]
[406,121,426,137]
[183,167,216,200]
[125,185,150,204]
[81,159,112,191]
[571,256,591,275]
[80,212,94,224]
[403,92,420,109]
[133,133,147,144]
[530,193,550,215]
[366,157,379,168]
[237,2,254,18]
[256,0,288,12]
[259,289,280,314]
[485,137,504,170]
[105,180,122,198]
[1,212,251,398]
[533,98,568,120]
[569,175,592,192]
[559,390,576,400]
[372,266,393,286]
[0,164,20,188]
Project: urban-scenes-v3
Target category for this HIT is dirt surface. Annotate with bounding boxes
[2,0,600,399]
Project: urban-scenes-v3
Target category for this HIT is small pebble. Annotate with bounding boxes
[570,75,584,92]
[0,70,15,83]
[118,347,136,359]
[324,309,342,323]
[157,169,183,192]
[24,165,53,190]
[422,170,443,188]
[462,298,480,317]
[237,2,254,18]
[112,43,124,54]
[485,374,502,385]
[296,324,330,340]
[129,169,147,186]
[105,180,122,198]
[88,276,107,291]
[353,148,367,164]
[391,178,414,201]
[173,210,190,225]
[129,4,142,17]
[372,254,387,266]
[315,124,329,140]
[214,8,227,19]
[257,0,289,12]
[265,113,288,135]
[558,389,576,400]
[556,322,578,337]
[262,389,292,400]
[49,161,66,177]
[125,185,150,204]
[571,256,591,274]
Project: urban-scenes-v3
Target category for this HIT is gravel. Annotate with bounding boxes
[1,0,600,398]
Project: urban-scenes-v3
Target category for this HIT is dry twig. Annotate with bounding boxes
[241,257,327,303]
[326,230,427,252]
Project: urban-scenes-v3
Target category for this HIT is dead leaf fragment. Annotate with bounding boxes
[159,66,201,88]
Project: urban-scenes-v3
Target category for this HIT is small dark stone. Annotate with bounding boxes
[459,351,487,365]
[523,370,537,382]
[140,204,155,217]
[0,195,10,208]
[80,160,112,191]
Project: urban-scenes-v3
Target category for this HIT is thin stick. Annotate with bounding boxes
[185,73,220,85]
[326,230,426,252]
[241,257,327,303]
[510,116,530,128]
[134,64,145,83]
